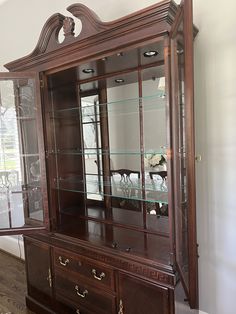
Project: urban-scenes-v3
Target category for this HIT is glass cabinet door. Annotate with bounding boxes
[171,0,198,309]
[0,72,48,234]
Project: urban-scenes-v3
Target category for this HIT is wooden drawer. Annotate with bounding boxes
[54,248,114,291]
[56,297,94,314]
[55,272,116,314]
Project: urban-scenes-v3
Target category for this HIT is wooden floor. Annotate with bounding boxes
[0,250,34,314]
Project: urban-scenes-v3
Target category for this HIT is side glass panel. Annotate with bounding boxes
[171,0,197,308]
[175,19,189,288]
[0,75,44,230]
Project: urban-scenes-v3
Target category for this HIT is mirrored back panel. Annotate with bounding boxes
[46,40,170,235]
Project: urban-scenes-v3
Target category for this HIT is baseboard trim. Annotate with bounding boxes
[199,311,208,314]
[0,235,25,259]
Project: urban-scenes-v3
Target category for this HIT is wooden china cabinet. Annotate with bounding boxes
[0,0,198,313]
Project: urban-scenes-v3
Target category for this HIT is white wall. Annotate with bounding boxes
[194,1,236,314]
[0,235,24,259]
[0,1,236,314]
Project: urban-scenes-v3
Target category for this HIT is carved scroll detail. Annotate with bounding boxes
[31,13,65,55]
[63,17,75,38]
[5,1,180,71]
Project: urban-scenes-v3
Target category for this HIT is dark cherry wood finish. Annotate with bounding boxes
[55,274,116,314]
[24,238,53,308]
[53,247,115,291]
[0,1,198,313]
[118,272,170,314]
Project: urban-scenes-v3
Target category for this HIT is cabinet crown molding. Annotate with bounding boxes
[5,0,178,71]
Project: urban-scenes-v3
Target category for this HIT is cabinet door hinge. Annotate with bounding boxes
[169,252,175,268]
[197,243,200,258]
[195,155,202,162]
[40,80,44,88]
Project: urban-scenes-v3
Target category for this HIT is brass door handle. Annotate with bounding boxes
[92,268,105,281]
[118,299,124,314]
[58,256,69,266]
[75,285,88,298]
[46,268,52,288]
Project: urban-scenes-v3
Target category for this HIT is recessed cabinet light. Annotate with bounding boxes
[143,50,159,58]
[115,79,124,83]
[82,68,94,74]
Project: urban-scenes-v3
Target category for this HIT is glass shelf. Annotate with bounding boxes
[51,93,166,115]
[0,116,36,121]
[0,152,39,157]
[57,187,168,204]
[58,176,168,192]
[50,148,167,156]
[55,176,168,204]
[10,185,41,194]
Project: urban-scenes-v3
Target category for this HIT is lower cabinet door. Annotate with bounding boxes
[118,273,170,314]
[24,238,52,307]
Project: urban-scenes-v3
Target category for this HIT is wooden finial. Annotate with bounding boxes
[63,17,75,37]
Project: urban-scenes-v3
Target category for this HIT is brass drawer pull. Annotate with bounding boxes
[75,285,88,298]
[92,268,105,281]
[58,256,69,266]
[76,310,81,314]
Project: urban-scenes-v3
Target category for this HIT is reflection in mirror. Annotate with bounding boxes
[107,73,140,211]
[79,65,169,219]
[0,78,43,229]
[80,72,142,210]
[45,39,171,236]
[110,165,141,212]
[81,94,103,201]
[142,67,168,218]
